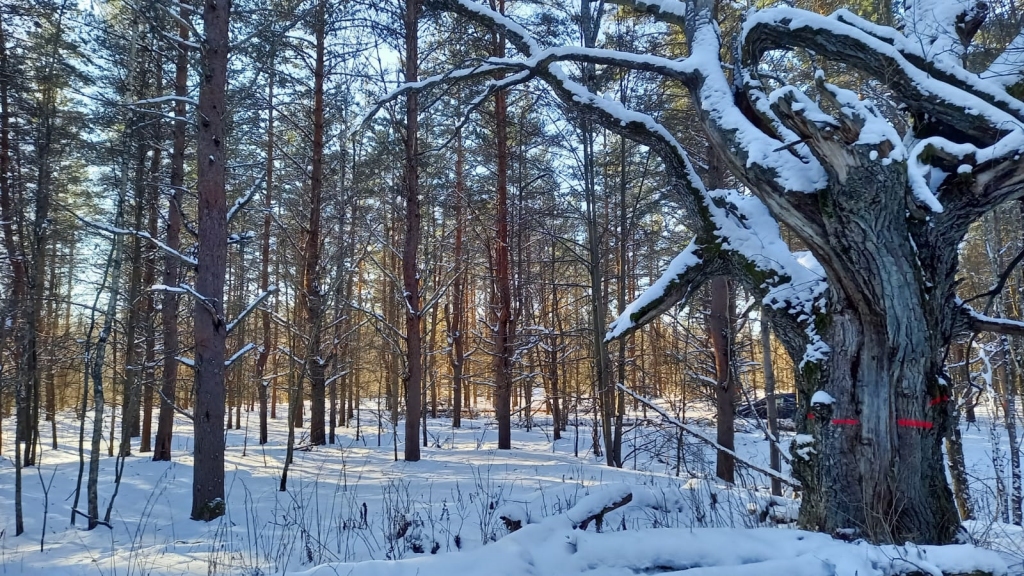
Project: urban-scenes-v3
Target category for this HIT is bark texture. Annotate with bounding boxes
[491,0,513,450]
[402,0,423,462]
[191,0,230,521]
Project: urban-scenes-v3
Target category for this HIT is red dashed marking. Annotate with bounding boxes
[928,396,949,406]
[897,419,933,429]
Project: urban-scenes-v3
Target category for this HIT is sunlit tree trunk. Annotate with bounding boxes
[190,0,230,520]
[154,3,190,462]
[491,0,513,450]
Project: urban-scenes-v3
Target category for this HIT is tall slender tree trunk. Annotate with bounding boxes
[304,0,328,446]
[0,17,24,464]
[492,0,513,450]
[89,171,132,530]
[614,112,631,467]
[254,66,273,445]
[402,0,423,462]
[24,19,65,469]
[577,0,616,466]
[761,312,781,497]
[1,21,24,533]
[140,83,162,452]
[153,4,190,462]
[120,149,150,454]
[45,241,57,448]
[709,276,735,483]
[449,130,465,429]
[191,0,230,521]
[546,240,562,439]
[985,210,1022,525]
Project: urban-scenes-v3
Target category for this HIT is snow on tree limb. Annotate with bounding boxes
[903,0,986,66]
[605,239,716,340]
[418,0,831,368]
[606,0,688,29]
[959,299,1024,337]
[608,190,828,368]
[226,285,277,334]
[226,180,261,224]
[740,6,1024,143]
[984,27,1024,90]
[705,190,829,367]
[354,62,519,133]
[225,343,257,368]
[76,214,198,267]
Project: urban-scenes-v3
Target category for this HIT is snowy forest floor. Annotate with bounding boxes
[0,402,1021,575]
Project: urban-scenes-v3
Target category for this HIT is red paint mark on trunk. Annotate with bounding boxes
[897,419,933,429]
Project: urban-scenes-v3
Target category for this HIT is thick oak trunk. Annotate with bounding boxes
[787,153,959,544]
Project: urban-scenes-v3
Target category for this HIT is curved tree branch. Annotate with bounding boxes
[741,8,1024,146]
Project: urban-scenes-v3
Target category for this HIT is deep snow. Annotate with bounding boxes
[0,400,1020,575]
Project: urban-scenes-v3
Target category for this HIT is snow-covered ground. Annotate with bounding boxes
[0,402,1020,575]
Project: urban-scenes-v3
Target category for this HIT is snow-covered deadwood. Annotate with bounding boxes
[292,484,1009,576]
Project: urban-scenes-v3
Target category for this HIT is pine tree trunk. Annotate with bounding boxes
[402,0,422,462]
[254,66,273,446]
[153,4,189,462]
[709,277,735,483]
[191,0,230,521]
[140,114,161,454]
[761,311,782,497]
[120,149,149,454]
[492,0,513,450]
[304,0,327,446]
[449,130,465,429]
[0,17,22,464]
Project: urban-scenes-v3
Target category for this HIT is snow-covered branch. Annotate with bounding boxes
[741,6,1024,144]
[225,343,257,368]
[609,191,829,368]
[354,62,518,134]
[984,26,1024,90]
[227,181,261,224]
[606,239,719,340]
[77,216,198,267]
[131,95,198,107]
[226,285,277,334]
[962,304,1024,337]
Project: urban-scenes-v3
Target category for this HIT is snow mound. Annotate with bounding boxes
[290,525,1007,576]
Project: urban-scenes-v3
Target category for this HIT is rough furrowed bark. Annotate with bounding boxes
[767,119,958,542]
